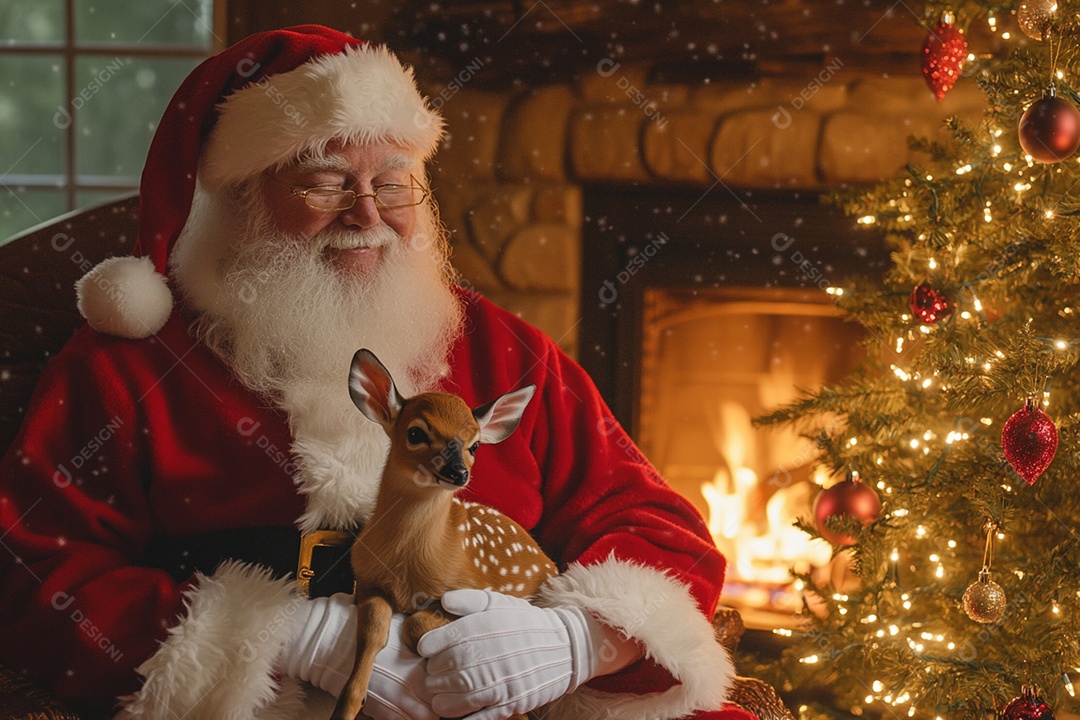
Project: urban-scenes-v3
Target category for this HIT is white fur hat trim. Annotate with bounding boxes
[76,256,174,339]
[201,44,444,190]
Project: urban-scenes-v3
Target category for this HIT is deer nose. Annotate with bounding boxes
[440,461,469,487]
[436,441,470,487]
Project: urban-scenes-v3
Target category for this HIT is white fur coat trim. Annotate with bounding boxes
[534,555,736,720]
[113,561,309,720]
[289,428,387,533]
[202,43,444,190]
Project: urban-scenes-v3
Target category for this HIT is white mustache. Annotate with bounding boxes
[318,225,401,252]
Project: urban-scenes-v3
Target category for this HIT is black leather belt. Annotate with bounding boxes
[145,526,357,598]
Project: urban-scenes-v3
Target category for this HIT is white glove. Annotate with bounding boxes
[277,593,436,720]
[417,589,607,720]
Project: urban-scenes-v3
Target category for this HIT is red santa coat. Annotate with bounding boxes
[0,287,751,720]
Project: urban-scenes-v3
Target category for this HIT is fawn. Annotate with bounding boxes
[330,349,558,720]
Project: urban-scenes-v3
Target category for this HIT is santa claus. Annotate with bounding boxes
[0,25,754,720]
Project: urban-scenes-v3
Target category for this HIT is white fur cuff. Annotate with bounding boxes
[534,555,736,720]
[113,561,308,720]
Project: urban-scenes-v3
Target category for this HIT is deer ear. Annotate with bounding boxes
[473,385,536,444]
[349,349,404,428]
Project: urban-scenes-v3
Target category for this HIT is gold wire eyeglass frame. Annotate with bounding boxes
[265,172,431,212]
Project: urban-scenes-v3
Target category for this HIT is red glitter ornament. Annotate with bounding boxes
[1000,686,1055,720]
[1002,398,1058,486]
[909,283,951,323]
[812,471,881,546]
[921,19,967,100]
[1018,88,1080,163]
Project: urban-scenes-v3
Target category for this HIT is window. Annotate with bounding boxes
[0,0,218,242]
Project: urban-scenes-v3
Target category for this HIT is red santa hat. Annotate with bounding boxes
[75,25,444,339]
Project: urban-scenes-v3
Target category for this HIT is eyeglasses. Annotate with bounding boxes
[266,172,431,212]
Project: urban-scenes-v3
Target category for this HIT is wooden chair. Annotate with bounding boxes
[0,198,793,720]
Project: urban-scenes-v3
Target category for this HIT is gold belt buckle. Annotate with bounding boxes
[296,530,355,598]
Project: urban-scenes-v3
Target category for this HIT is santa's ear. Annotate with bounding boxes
[349,349,404,429]
[473,385,536,444]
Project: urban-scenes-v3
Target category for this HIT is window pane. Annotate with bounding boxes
[0,188,66,244]
[0,0,65,43]
[75,55,200,179]
[75,0,213,48]
[0,55,65,175]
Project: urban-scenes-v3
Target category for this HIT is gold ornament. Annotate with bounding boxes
[963,569,1007,623]
[1018,0,1057,41]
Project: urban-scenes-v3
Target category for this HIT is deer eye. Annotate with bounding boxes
[407,427,430,446]
[469,442,480,456]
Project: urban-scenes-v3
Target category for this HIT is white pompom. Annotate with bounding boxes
[76,256,174,339]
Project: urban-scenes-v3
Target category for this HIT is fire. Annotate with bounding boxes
[700,402,832,613]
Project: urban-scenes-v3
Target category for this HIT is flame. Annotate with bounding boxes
[701,405,832,589]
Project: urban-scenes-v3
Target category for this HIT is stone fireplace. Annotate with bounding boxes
[425,68,983,358]
[412,53,979,625]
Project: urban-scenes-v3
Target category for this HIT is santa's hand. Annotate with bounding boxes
[278,593,436,720]
[417,589,605,720]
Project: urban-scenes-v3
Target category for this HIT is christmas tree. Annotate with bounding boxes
[756,1,1080,717]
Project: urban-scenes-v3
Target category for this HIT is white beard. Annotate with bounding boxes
[171,180,464,530]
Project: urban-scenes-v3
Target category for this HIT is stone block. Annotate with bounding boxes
[569,107,648,181]
[577,63,649,103]
[499,223,580,293]
[498,86,576,180]
[935,80,987,124]
[819,111,939,183]
[431,89,511,182]
[845,77,937,115]
[531,185,582,225]
[643,111,718,182]
[484,291,580,358]
[449,232,503,294]
[466,185,533,261]
[710,109,821,187]
[692,76,846,115]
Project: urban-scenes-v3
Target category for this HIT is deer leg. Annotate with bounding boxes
[329,590,393,720]
[403,606,530,720]
[401,604,453,652]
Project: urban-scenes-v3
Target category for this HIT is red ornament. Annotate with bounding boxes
[921,19,967,100]
[813,471,881,546]
[1000,686,1055,720]
[909,283,952,323]
[1019,89,1080,163]
[1002,399,1058,485]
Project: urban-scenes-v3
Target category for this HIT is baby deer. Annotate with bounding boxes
[330,349,558,720]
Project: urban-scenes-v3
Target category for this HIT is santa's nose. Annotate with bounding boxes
[338,195,381,229]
